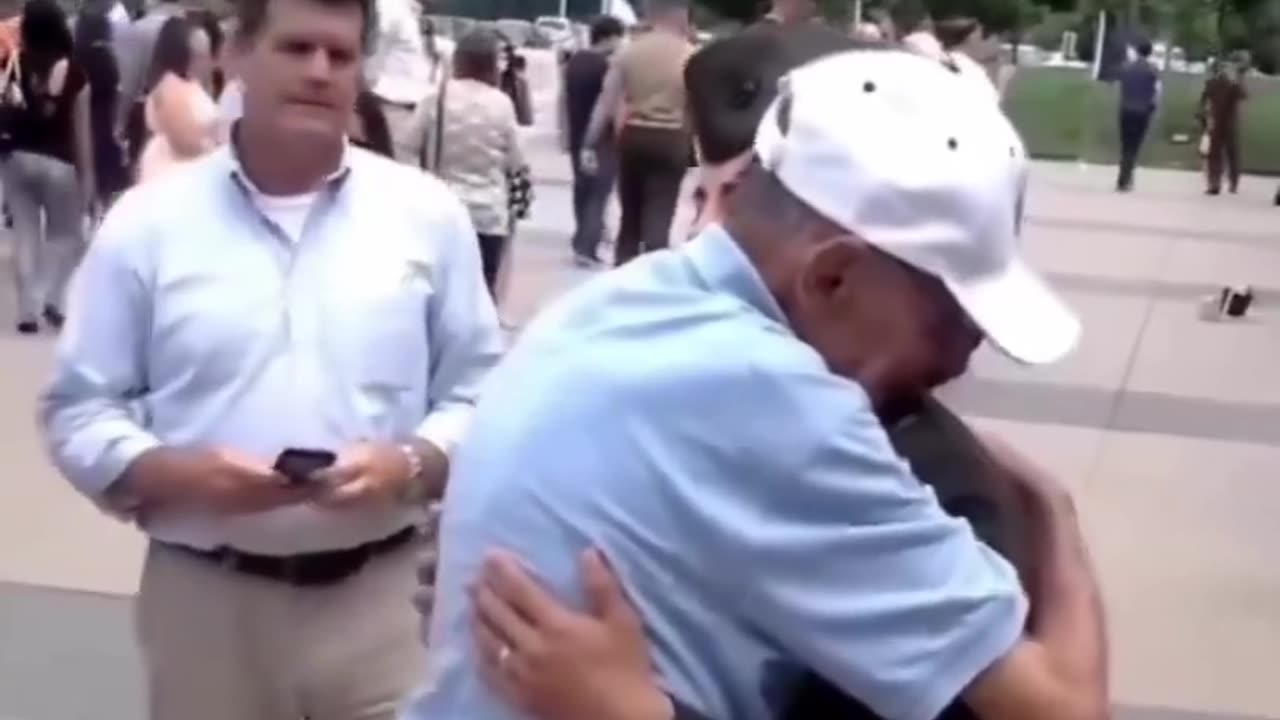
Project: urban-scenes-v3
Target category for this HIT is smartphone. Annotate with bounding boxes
[273,448,337,484]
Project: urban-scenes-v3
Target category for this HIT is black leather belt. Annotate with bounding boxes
[169,527,418,587]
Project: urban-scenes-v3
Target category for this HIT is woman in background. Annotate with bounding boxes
[351,87,394,157]
[188,10,226,98]
[4,0,92,334]
[136,16,219,183]
[73,10,127,210]
[404,28,528,297]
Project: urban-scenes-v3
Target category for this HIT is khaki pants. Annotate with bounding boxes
[136,540,426,720]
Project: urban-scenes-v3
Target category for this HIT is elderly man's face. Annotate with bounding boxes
[701,153,982,403]
[788,237,984,402]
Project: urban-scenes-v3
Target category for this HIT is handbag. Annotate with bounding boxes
[506,164,533,222]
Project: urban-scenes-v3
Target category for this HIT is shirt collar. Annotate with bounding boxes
[217,126,355,196]
[683,224,789,327]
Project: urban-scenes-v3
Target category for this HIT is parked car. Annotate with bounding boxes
[534,15,575,52]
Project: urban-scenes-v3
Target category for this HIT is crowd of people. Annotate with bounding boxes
[22,0,1115,718]
[0,0,538,335]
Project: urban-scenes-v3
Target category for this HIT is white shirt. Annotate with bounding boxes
[41,145,505,554]
[252,190,319,244]
[366,0,432,105]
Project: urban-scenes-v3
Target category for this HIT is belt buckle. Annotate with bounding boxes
[280,555,307,585]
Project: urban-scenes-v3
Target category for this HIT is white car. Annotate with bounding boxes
[534,16,575,51]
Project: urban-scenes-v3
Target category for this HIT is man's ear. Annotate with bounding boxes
[795,236,867,305]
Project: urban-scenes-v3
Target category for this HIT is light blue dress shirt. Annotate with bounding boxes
[409,225,1027,720]
[40,144,504,555]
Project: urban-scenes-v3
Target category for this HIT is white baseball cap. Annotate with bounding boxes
[754,49,1080,365]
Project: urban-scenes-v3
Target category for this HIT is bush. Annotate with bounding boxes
[1004,66,1280,174]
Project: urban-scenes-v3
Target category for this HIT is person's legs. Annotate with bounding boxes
[1225,127,1241,193]
[37,155,86,322]
[298,542,427,720]
[614,128,647,266]
[3,153,44,330]
[569,147,591,255]
[627,127,688,255]
[1116,112,1137,190]
[476,232,507,297]
[1116,110,1149,191]
[639,144,687,254]
[1206,130,1226,194]
[136,543,299,720]
[573,142,617,262]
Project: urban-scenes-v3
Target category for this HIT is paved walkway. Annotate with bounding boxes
[2,60,1279,718]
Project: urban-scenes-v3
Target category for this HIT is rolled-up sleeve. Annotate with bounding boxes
[40,201,160,502]
[415,191,504,456]
[686,363,1028,720]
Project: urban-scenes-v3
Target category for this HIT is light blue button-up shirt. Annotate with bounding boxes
[409,225,1027,720]
[40,144,504,554]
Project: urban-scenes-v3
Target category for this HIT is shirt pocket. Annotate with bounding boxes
[344,259,434,391]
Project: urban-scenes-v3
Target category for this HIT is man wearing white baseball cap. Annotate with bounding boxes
[409,48,1105,720]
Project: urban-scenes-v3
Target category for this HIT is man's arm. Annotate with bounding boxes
[582,57,624,151]
[39,195,161,511]
[411,189,505,496]
[961,437,1108,720]
[690,366,1107,720]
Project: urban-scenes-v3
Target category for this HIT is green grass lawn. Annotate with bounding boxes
[1003,66,1280,175]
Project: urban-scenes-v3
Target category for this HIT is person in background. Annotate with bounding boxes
[850,21,885,41]
[5,0,93,336]
[403,28,528,297]
[759,0,819,26]
[1199,58,1246,196]
[581,0,694,266]
[366,0,432,163]
[114,0,185,173]
[352,86,394,157]
[421,16,448,88]
[930,9,998,100]
[500,40,533,128]
[73,10,129,210]
[189,10,228,98]
[40,0,503,713]
[1114,39,1159,193]
[562,15,626,266]
[136,16,219,183]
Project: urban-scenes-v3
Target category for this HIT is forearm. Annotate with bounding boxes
[1021,490,1108,709]
[41,390,162,503]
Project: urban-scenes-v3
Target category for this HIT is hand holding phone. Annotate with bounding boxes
[273,448,337,485]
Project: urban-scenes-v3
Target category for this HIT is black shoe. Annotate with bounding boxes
[1273,191,1280,207]
[42,305,65,330]
[16,321,38,335]
[1206,187,1221,196]
[572,252,603,269]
